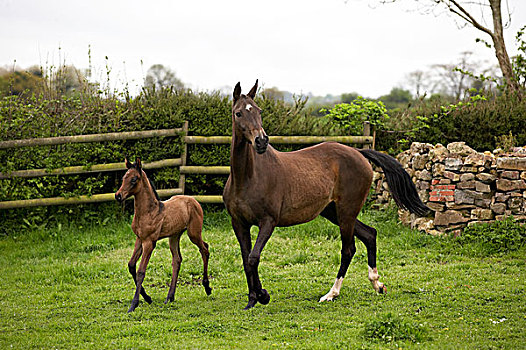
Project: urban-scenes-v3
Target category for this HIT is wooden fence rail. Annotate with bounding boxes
[0,121,373,209]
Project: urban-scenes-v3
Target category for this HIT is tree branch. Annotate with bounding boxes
[446,0,495,39]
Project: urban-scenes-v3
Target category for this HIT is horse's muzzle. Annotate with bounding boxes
[255,134,269,154]
[115,193,124,203]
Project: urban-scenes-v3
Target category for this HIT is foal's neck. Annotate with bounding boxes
[133,172,161,217]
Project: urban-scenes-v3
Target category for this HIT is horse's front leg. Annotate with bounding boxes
[248,218,276,307]
[128,238,152,304]
[232,220,255,310]
[128,240,155,313]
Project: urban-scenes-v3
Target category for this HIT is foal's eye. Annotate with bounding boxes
[130,176,138,185]
[235,112,242,118]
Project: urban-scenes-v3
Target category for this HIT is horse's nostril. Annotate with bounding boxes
[115,193,122,202]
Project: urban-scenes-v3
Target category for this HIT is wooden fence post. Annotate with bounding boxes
[363,121,371,149]
[179,121,189,194]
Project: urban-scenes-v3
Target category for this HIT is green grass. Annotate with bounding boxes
[0,208,525,349]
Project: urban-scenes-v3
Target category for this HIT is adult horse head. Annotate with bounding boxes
[232,79,269,154]
[223,80,430,310]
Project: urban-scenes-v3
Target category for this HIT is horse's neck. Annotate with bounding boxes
[133,175,160,218]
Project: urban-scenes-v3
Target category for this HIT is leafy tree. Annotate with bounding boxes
[144,64,184,90]
[322,97,389,135]
[340,92,360,103]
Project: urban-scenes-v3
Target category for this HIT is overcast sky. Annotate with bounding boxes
[1,0,525,98]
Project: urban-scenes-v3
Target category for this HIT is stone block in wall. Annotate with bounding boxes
[501,171,520,179]
[446,202,476,210]
[427,202,445,212]
[434,210,470,226]
[410,142,433,155]
[495,193,510,202]
[508,197,525,213]
[496,179,526,191]
[457,181,476,190]
[471,209,494,220]
[521,172,526,181]
[430,144,448,162]
[464,153,486,166]
[475,181,492,193]
[460,165,479,173]
[475,198,491,208]
[445,157,463,171]
[397,151,411,168]
[415,169,432,181]
[491,202,507,215]
[433,163,445,177]
[496,157,526,171]
[460,173,475,182]
[443,171,460,181]
[447,142,476,156]
[476,173,496,183]
[413,154,429,170]
[416,180,430,190]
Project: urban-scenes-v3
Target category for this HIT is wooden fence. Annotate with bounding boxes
[0,122,373,209]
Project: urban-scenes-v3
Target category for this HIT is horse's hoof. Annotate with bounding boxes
[128,300,139,313]
[164,295,174,304]
[144,294,153,304]
[378,284,387,294]
[257,289,270,305]
[244,298,257,310]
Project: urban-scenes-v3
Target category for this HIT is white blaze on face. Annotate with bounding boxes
[245,104,253,111]
[319,277,344,302]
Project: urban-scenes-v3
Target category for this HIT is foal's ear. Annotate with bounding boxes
[125,158,133,169]
[233,82,241,103]
[135,157,142,170]
[247,79,258,99]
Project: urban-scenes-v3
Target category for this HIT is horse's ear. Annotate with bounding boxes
[247,79,258,99]
[135,157,142,170]
[233,82,241,103]
[125,158,133,169]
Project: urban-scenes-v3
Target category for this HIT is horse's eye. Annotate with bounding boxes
[235,112,242,118]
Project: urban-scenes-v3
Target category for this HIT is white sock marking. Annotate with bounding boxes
[319,277,344,302]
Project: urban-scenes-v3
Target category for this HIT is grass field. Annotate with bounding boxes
[0,207,525,349]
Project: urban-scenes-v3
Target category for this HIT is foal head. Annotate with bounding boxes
[232,79,269,154]
[115,158,145,203]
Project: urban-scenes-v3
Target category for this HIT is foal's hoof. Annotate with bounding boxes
[378,284,387,294]
[257,289,270,305]
[128,300,139,313]
[203,280,212,296]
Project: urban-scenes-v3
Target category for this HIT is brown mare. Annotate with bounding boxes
[115,158,211,313]
[223,80,430,310]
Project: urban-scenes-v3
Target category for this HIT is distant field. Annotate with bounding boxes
[0,208,524,349]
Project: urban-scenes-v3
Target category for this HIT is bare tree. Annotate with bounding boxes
[379,0,520,93]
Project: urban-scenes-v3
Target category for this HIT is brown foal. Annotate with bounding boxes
[115,158,211,313]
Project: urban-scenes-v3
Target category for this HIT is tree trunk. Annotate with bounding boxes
[489,0,520,93]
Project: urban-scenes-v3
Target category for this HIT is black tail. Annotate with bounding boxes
[359,149,431,217]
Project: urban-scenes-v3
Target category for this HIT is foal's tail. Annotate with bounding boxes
[359,149,431,217]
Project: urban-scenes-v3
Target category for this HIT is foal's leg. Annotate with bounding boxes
[128,238,152,304]
[232,220,256,309]
[320,216,357,302]
[128,240,155,313]
[165,234,182,304]
[354,220,386,294]
[248,218,276,306]
[187,215,212,296]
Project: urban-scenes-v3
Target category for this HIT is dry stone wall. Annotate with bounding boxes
[371,142,526,235]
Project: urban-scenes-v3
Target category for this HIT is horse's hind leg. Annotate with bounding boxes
[165,234,183,304]
[187,215,212,296]
[320,216,357,302]
[128,237,152,304]
[354,220,386,294]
